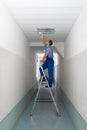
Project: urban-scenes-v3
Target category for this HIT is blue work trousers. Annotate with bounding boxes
[39,58,54,87]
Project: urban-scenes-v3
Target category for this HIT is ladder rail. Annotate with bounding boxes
[30,76,43,115]
[42,68,61,115]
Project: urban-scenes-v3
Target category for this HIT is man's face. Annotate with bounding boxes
[42,41,49,46]
[45,41,49,46]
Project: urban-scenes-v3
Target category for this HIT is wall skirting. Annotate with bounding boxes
[58,88,87,130]
[0,83,37,130]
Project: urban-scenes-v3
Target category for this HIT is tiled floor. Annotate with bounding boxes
[13,87,75,130]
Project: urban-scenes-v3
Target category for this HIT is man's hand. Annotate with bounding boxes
[40,60,44,63]
[39,32,44,38]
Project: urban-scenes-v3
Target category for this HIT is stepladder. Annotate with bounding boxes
[30,65,61,117]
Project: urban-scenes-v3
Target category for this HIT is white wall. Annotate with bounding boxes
[0,2,29,60]
[62,0,87,122]
[64,0,87,59]
[54,42,64,58]
[0,1,35,121]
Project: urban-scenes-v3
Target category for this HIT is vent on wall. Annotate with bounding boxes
[37,28,55,34]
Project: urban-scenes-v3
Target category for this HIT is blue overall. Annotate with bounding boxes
[39,46,54,87]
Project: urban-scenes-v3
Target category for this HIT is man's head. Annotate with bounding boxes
[45,40,53,46]
[49,40,53,46]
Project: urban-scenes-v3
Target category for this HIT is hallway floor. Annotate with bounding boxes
[13,87,75,130]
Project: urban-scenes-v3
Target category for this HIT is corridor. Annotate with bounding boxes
[0,0,87,130]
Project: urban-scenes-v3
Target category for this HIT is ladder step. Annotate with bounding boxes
[36,98,53,103]
[37,98,52,100]
[36,100,53,103]
[42,81,47,84]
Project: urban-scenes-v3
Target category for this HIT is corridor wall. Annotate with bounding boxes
[0,1,36,123]
[59,1,87,129]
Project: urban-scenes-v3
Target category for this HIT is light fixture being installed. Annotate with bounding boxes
[37,28,55,34]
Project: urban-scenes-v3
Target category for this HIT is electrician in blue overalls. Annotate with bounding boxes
[39,33,54,88]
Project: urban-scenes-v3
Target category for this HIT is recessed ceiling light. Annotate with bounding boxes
[37,28,55,34]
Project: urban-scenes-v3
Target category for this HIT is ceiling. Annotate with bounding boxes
[2,0,82,42]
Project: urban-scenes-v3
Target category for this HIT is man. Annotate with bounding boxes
[39,33,54,88]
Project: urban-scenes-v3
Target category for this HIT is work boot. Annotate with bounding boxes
[45,85,48,88]
[45,85,52,88]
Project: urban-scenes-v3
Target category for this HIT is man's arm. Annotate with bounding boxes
[41,48,50,62]
[41,53,47,62]
[39,33,48,62]
[41,37,46,45]
[40,33,47,44]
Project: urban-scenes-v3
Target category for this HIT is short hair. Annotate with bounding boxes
[49,40,53,46]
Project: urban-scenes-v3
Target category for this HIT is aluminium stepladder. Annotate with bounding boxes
[30,65,61,117]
